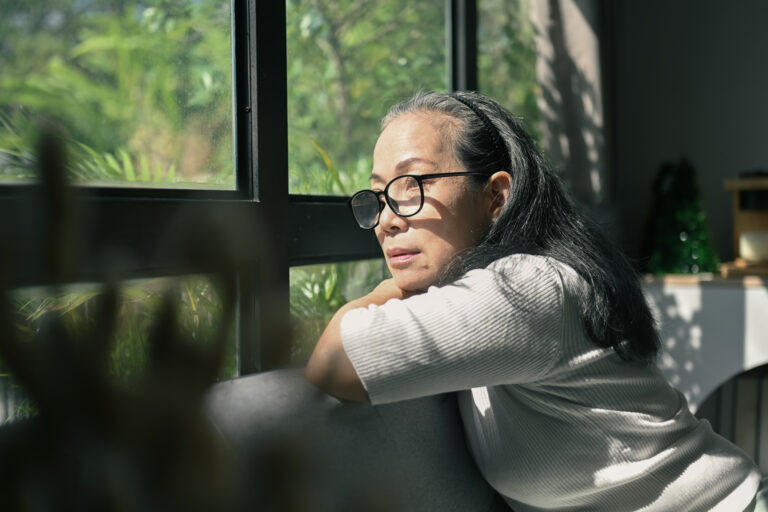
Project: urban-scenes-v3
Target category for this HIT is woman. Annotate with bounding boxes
[305,91,765,511]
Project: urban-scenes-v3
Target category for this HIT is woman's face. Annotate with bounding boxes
[372,112,494,292]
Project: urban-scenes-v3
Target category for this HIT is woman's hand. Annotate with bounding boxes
[367,278,417,304]
[305,279,415,402]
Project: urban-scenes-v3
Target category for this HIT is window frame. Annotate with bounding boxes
[0,0,479,374]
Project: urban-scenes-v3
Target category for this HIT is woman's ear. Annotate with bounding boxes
[487,171,511,220]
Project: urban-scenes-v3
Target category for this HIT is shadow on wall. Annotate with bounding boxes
[534,0,608,212]
[643,280,758,413]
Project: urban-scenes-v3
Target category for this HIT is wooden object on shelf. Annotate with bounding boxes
[721,258,768,278]
[723,177,768,276]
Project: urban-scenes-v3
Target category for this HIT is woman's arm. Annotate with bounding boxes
[309,255,564,405]
[333,256,564,405]
[305,279,413,402]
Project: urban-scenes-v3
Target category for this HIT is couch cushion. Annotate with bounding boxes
[205,369,498,511]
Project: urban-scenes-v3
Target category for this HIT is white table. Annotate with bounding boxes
[643,275,768,412]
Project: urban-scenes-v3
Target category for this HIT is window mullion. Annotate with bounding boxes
[246,0,290,372]
[0,196,269,288]
[233,0,256,199]
[287,198,381,266]
[448,0,478,91]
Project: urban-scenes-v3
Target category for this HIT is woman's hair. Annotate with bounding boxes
[382,90,660,364]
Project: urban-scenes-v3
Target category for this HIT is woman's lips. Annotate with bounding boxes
[387,249,420,267]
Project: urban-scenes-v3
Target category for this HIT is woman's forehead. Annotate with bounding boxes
[381,110,459,140]
[372,112,459,180]
[370,157,438,184]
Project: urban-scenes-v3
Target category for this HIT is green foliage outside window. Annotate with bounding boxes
[2,276,237,423]
[0,0,234,188]
[286,0,446,195]
[290,260,389,365]
[478,0,541,140]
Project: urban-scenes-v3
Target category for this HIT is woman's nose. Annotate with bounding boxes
[378,201,407,232]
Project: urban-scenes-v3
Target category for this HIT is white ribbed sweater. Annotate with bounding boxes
[341,254,761,511]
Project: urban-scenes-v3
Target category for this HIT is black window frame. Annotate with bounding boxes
[0,0,478,374]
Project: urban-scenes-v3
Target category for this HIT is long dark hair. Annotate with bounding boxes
[382,91,659,364]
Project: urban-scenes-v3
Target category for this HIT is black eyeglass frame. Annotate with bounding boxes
[348,171,489,229]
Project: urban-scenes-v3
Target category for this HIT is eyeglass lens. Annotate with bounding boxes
[350,192,381,228]
[388,176,422,215]
[351,175,424,228]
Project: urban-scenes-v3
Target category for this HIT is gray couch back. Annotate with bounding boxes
[205,369,500,511]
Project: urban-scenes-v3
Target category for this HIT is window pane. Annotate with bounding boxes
[478,0,541,140]
[0,1,235,189]
[289,259,388,364]
[286,1,447,196]
[0,275,237,423]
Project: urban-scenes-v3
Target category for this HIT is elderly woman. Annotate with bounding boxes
[305,91,765,511]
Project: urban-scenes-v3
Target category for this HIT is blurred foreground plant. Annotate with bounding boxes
[0,133,251,511]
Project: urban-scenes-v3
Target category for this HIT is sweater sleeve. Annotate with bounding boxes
[341,254,564,404]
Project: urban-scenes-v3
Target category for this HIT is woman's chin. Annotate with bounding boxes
[392,272,436,294]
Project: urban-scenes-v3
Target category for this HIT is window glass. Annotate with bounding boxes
[478,0,541,140]
[1,275,237,423]
[0,1,235,189]
[289,259,388,364]
[286,0,447,196]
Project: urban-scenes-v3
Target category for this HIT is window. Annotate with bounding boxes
[0,0,266,380]
[0,2,484,384]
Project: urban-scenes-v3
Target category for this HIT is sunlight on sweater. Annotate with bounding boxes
[472,387,492,418]
[592,437,660,486]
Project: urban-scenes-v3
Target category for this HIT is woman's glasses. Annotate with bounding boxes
[348,172,487,229]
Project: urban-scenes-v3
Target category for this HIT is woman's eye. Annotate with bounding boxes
[405,176,423,188]
[419,180,436,190]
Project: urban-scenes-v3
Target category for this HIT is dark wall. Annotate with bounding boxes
[611,0,768,262]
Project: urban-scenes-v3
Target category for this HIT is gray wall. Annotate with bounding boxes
[612,0,768,262]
